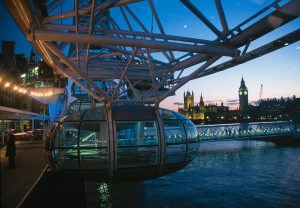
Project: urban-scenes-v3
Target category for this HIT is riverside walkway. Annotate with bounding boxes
[1,140,47,208]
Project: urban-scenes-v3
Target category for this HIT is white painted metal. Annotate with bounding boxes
[4,0,299,105]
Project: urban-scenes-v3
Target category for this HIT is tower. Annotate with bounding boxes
[184,90,194,110]
[199,93,205,120]
[239,77,248,114]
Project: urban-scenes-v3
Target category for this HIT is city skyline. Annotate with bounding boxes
[1,0,299,111]
[173,77,300,111]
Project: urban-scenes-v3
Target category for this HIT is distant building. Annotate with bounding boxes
[258,96,300,122]
[0,41,50,131]
[1,41,17,72]
[178,90,204,120]
[178,91,227,124]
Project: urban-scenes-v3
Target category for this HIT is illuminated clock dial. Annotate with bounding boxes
[239,91,242,95]
[244,91,247,95]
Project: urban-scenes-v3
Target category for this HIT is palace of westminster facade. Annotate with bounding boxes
[178,78,300,124]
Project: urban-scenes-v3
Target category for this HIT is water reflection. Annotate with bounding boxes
[87,140,300,208]
[97,183,111,208]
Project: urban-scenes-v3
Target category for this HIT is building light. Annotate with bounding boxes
[4,82,10,88]
[13,86,18,90]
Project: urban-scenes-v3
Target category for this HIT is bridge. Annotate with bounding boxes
[197,121,300,142]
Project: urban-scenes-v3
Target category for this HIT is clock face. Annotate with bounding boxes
[244,91,247,95]
[239,91,242,95]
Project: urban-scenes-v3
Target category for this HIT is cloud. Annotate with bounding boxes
[206,100,223,103]
[173,102,184,106]
[226,99,239,103]
[226,99,239,105]
[250,100,260,106]
[183,25,188,28]
[296,46,300,50]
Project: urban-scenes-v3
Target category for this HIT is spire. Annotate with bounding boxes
[199,92,204,107]
[240,76,247,89]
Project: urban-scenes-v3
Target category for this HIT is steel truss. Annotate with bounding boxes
[4,0,300,105]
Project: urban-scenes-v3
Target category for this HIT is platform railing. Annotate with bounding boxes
[196,121,299,141]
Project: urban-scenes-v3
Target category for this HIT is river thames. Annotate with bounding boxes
[22,139,300,208]
[82,140,300,208]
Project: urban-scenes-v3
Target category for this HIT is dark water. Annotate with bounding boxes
[85,140,300,208]
[22,140,300,208]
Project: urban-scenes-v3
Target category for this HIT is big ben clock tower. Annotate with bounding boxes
[239,77,248,115]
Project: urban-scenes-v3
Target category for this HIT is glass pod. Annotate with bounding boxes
[48,105,199,182]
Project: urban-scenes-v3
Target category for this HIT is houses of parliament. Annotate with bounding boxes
[178,77,300,124]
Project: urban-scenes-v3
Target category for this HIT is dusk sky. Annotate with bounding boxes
[0,0,299,110]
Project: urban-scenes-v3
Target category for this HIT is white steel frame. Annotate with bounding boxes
[5,0,300,105]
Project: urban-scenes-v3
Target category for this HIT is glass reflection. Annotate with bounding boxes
[98,183,112,208]
[116,121,158,168]
[53,122,80,169]
[79,122,108,169]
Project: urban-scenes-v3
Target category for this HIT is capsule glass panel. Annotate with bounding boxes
[181,119,200,160]
[116,121,158,168]
[160,109,188,164]
[79,121,108,169]
[53,122,80,169]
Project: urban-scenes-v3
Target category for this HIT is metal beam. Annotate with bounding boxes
[30,29,238,56]
[43,24,217,45]
[214,0,229,35]
[229,0,300,47]
[195,29,300,80]
[180,0,224,39]
[112,48,138,98]
[43,42,110,100]
[42,0,144,23]
[159,56,220,102]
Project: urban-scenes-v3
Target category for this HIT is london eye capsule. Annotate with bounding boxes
[45,105,199,182]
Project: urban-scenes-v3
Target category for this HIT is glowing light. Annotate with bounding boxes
[4,82,10,88]
[21,74,26,78]
[13,86,18,90]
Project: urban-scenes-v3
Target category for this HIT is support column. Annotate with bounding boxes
[92,99,96,108]
[105,101,115,181]
[155,104,165,177]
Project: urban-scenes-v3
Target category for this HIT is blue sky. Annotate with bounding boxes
[0,0,299,110]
